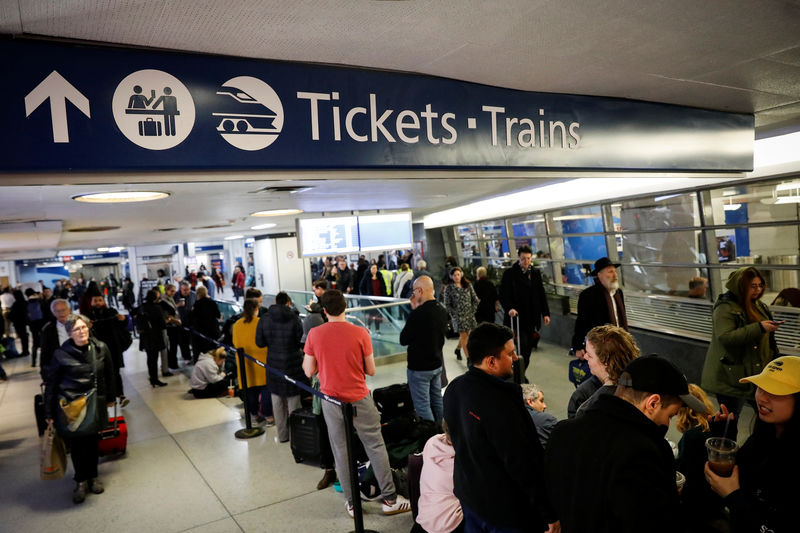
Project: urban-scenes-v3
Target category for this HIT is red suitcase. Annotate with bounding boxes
[98,405,127,456]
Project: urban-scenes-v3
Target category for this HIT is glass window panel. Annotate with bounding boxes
[706,181,800,226]
[479,220,507,240]
[456,224,479,258]
[510,214,547,237]
[550,234,608,262]
[617,192,700,231]
[549,260,594,286]
[621,230,707,265]
[710,225,799,265]
[547,206,603,235]
[712,266,799,304]
[511,237,548,257]
[621,265,707,296]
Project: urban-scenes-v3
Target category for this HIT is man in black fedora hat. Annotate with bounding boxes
[570,257,627,359]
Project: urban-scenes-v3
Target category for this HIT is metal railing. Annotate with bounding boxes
[558,284,800,355]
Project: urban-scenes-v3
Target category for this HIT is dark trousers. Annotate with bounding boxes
[30,319,44,365]
[461,503,526,533]
[177,328,192,361]
[145,347,160,383]
[246,385,273,417]
[12,321,29,356]
[192,336,216,363]
[515,325,537,374]
[316,413,335,470]
[66,434,99,482]
[191,379,228,398]
[166,327,181,369]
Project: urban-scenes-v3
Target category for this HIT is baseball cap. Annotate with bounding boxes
[617,355,708,413]
[740,356,800,396]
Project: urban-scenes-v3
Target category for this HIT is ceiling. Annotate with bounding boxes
[0,174,561,259]
[2,0,800,258]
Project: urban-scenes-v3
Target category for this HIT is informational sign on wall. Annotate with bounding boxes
[3,38,754,172]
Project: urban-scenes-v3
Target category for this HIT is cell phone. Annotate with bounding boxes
[772,320,786,325]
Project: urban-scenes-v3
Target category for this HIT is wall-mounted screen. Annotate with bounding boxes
[297,216,359,256]
[358,213,413,251]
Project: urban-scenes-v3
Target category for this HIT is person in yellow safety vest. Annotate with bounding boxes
[380,267,394,297]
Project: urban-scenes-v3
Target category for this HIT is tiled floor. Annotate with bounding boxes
[0,335,753,533]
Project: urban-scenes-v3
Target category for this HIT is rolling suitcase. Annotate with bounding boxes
[35,384,47,436]
[289,408,320,465]
[98,404,127,456]
[373,383,414,422]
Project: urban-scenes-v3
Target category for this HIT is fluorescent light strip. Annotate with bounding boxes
[423,176,736,228]
[251,209,303,217]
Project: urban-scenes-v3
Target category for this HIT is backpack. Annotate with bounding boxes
[27,300,43,322]
[568,357,592,388]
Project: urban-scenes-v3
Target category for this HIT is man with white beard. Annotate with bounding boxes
[571,257,628,359]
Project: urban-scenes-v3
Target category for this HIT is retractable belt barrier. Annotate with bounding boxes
[184,326,377,533]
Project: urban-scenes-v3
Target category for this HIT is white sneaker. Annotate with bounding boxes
[345,500,354,518]
[382,495,411,515]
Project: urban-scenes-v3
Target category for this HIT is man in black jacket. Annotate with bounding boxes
[39,298,71,380]
[500,245,550,374]
[571,257,628,358]
[400,275,448,423]
[545,355,707,533]
[443,322,557,533]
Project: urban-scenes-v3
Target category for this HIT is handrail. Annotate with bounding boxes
[347,300,409,312]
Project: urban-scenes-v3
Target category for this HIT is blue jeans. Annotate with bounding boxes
[462,503,530,533]
[407,366,443,423]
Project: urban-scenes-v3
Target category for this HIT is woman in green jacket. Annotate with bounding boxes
[700,266,781,438]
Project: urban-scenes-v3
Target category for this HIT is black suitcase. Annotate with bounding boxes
[35,385,46,437]
[373,383,414,422]
[289,408,320,465]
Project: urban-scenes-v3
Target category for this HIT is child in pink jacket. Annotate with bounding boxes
[416,425,464,533]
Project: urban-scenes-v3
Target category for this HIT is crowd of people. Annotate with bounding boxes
[3,249,797,533]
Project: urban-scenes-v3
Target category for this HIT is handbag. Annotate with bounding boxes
[40,421,67,480]
[57,348,100,437]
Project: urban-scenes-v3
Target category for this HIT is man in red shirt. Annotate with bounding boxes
[303,290,411,518]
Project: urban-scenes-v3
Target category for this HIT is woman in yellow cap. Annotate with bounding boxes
[705,356,800,533]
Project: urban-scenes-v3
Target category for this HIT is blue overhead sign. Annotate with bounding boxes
[2,38,754,172]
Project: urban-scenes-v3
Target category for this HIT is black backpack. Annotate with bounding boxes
[27,299,43,322]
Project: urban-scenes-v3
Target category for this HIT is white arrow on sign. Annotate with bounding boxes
[24,70,91,143]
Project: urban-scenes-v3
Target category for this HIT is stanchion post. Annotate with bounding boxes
[343,402,378,533]
[234,347,264,439]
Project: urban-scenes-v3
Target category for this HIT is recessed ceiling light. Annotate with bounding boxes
[72,191,170,203]
[251,223,277,230]
[97,247,109,252]
[224,235,244,240]
[251,208,303,217]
